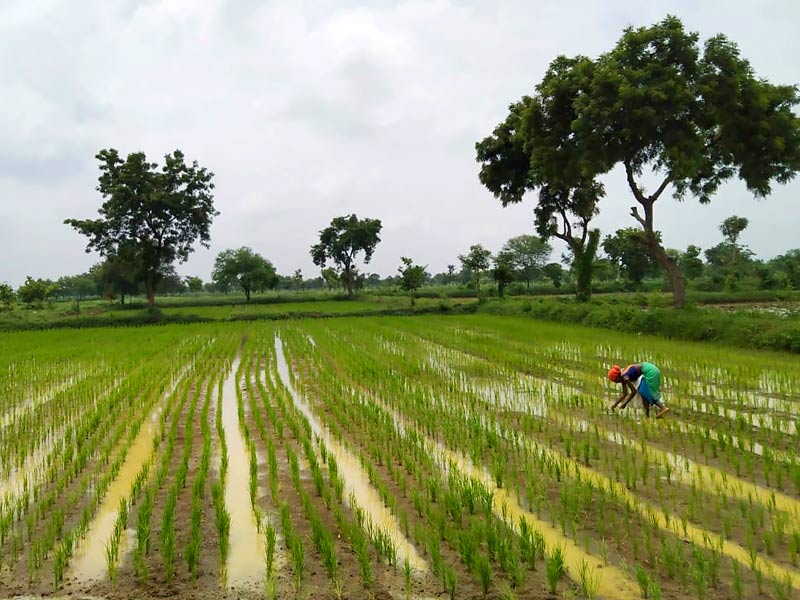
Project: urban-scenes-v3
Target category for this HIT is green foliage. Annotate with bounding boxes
[212,247,278,301]
[185,276,203,293]
[311,214,382,296]
[478,15,800,308]
[92,251,142,303]
[680,245,705,280]
[542,263,564,288]
[17,276,57,307]
[458,244,492,292]
[603,228,660,287]
[397,257,428,305]
[492,251,516,298]
[0,283,15,311]
[65,148,217,307]
[500,235,552,286]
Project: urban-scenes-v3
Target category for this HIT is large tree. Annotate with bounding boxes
[500,234,552,287]
[575,16,798,306]
[476,61,605,302]
[310,214,382,297]
[65,148,217,309]
[212,247,278,301]
[479,16,800,307]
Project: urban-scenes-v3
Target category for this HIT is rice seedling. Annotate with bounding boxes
[545,544,566,594]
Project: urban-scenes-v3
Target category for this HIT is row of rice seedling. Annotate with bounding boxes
[242,325,430,598]
[396,317,800,503]
[0,325,226,591]
[5,339,203,586]
[286,316,799,599]
[281,322,637,599]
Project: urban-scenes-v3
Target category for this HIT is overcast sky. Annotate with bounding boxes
[1,0,798,287]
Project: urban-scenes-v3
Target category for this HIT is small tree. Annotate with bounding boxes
[501,235,552,287]
[310,214,382,297]
[212,247,278,302]
[397,257,427,306]
[771,249,800,289]
[292,269,304,293]
[458,244,492,293]
[92,249,142,304]
[602,228,660,288]
[320,268,340,291]
[65,148,217,309]
[492,251,516,297]
[0,283,15,311]
[720,216,750,287]
[446,264,456,285]
[17,276,57,307]
[680,245,705,280]
[185,276,203,293]
[58,274,97,315]
[542,263,564,289]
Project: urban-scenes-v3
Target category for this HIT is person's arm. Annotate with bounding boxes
[611,384,629,409]
[618,379,638,408]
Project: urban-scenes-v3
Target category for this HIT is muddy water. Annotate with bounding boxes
[71,418,157,581]
[274,336,426,573]
[437,447,641,600]
[221,358,265,586]
[465,373,799,516]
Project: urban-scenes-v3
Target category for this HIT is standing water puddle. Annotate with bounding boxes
[356,386,639,599]
[70,362,195,582]
[71,418,157,581]
[221,358,265,586]
[274,336,426,573]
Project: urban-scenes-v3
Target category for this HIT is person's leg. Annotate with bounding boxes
[654,400,670,418]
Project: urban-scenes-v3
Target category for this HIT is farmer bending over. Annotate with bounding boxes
[608,362,670,418]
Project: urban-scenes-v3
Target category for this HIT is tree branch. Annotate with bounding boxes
[629,206,647,228]
[650,176,671,202]
[624,159,647,205]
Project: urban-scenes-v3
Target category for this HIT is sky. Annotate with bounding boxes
[1,0,798,287]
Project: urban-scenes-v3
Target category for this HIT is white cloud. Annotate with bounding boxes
[0,0,798,286]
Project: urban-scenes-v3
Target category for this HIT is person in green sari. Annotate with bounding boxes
[608,362,670,418]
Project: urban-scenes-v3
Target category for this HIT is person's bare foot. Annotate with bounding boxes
[656,407,670,418]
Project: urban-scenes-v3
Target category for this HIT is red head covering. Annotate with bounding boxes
[607,364,621,382]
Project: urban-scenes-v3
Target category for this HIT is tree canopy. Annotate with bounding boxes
[477,15,800,307]
[310,214,383,296]
[65,148,217,308]
[476,59,605,301]
[458,244,492,292]
[602,228,660,287]
[500,235,552,287]
[397,257,427,305]
[212,247,278,301]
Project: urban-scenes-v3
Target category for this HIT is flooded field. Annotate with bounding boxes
[1,316,799,599]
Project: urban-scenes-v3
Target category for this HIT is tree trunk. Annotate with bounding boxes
[629,201,687,308]
[644,233,686,308]
[244,287,251,302]
[625,166,686,308]
[572,230,599,303]
[145,275,155,309]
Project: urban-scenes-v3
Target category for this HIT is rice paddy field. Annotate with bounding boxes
[1,315,799,599]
